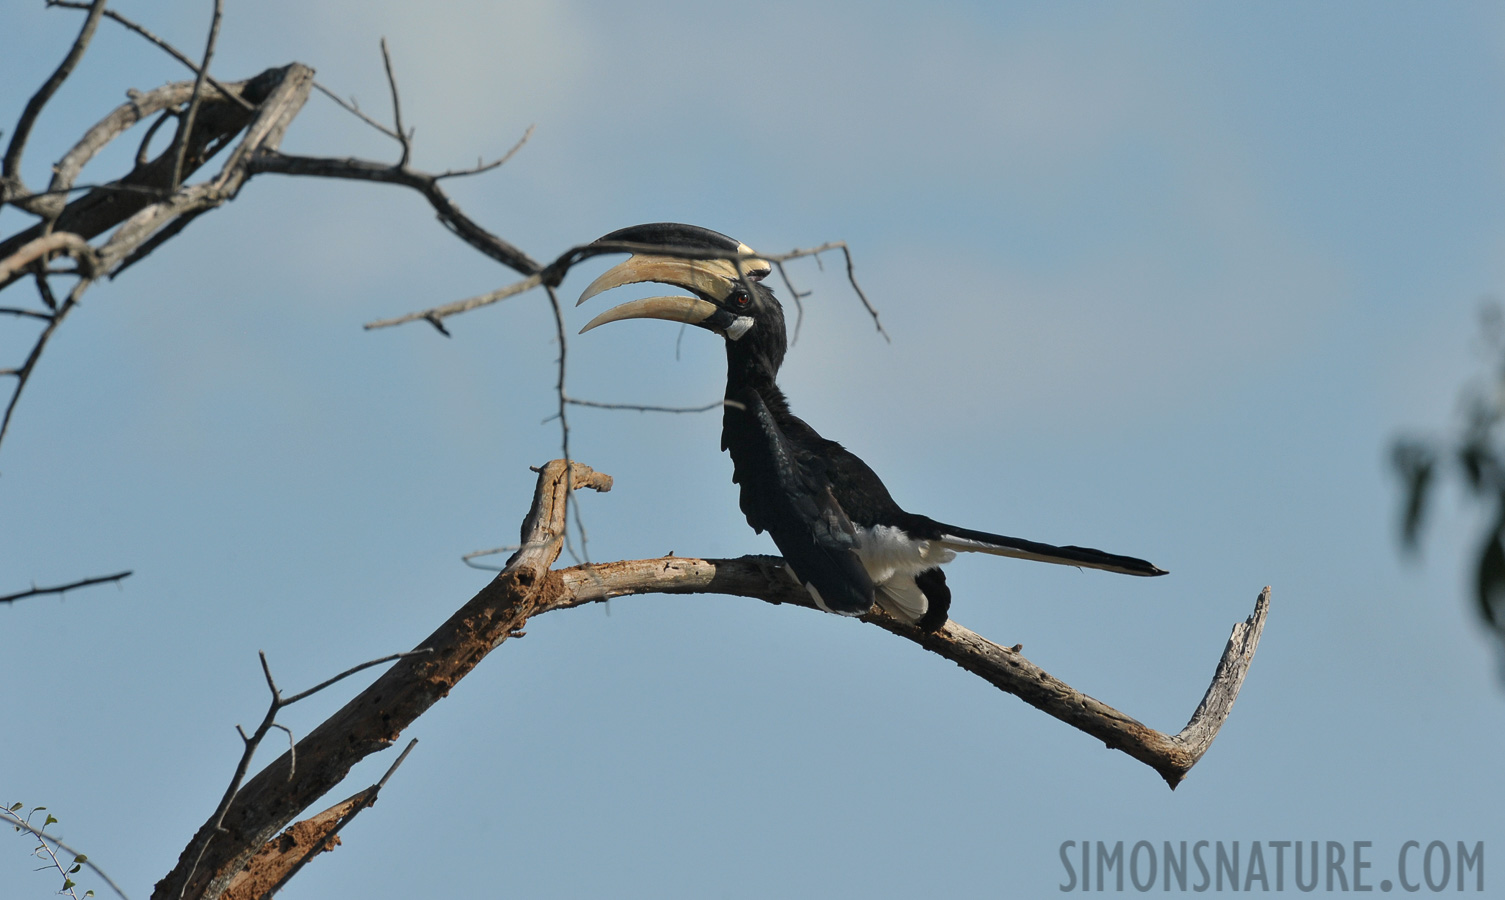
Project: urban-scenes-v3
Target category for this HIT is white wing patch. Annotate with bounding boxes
[875,577,927,622]
[851,525,956,623]
[856,525,955,584]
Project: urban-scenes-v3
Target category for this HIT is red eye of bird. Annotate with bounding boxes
[734,292,750,307]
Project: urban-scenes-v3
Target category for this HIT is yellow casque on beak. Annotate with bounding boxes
[578,295,721,334]
[576,253,769,306]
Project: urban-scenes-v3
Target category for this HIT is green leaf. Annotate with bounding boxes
[69,863,81,873]
[44,814,57,827]
[73,854,86,863]
[62,879,74,890]
[8,802,21,812]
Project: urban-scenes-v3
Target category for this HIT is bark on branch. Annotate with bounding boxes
[156,460,1266,900]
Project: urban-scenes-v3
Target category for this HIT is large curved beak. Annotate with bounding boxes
[576,253,769,306]
[578,295,719,334]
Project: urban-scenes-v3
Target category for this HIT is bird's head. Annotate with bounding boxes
[577,223,788,373]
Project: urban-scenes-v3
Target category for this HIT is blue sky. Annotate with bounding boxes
[4,1,1505,896]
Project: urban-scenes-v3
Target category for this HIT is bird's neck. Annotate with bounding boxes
[724,340,792,417]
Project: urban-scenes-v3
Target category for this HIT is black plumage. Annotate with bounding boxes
[579,223,1165,630]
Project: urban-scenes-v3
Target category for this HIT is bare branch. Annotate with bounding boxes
[219,740,418,900]
[3,0,108,201]
[311,82,400,141]
[564,397,736,415]
[378,38,412,168]
[0,570,132,605]
[555,556,1269,789]
[363,274,542,331]
[280,649,433,706]
[170,0,226,190]
[1,277,90,452]
[173,646,435,900]
[245,151,542,276]
[461,545,521,571]
[153,461,613,900]
[45,1,255,111]
[544,283,593,565]
[435,124,534,180]
[94,65,315,274]
[0,232,99,283]
[364,237,879,338]
[0,70,284,289]
[766,241,887,342]
[153,460,1260,899]
[0,307,54,321]
[770,259,810,343]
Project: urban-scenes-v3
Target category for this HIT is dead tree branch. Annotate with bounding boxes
[244,151,541,276]
[0,570,132,605]
[1,277,88,448]
[220,740,416,900]
[153,460,613,900]
[0,67,302,290]
[0,232,99,283]
[169,0,226,190]
[378,38,411,167]
[0,65,312,454]
[173,649,431,900]
[1,0,108,209]
[46,1,255,111]
[766,241,887,343]
[554,558,1267,790]
[362,238,880,339]
[152,460,1265,900]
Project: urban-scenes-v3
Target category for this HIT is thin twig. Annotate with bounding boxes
[435,125,534,180]
[3,181,181,205]
[461,545,521,571]
[246,151,542,276]
[766,241,888,342]
[0,808,131,900]
[544,283,587,564]
[563,397,738,415]
[365,236,878,338]
[1,277,90,452]
[177,645,433,897]
[312,82,400,141]
[363,274,541,331]
[254,739,419,899]
[6,808,87,900]
[770,259,810,343]
[170,0,225,190]
[34,270,58,311]
[0,231,99,283]
[3,0,108,191]
[0,570,132,604]
[135,110,176,166]
[378,38,411,168]
[281,649,433,706]
[45,1,254,111]
[0,307,53,321]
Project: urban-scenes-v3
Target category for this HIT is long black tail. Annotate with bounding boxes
[925,520,1167,577]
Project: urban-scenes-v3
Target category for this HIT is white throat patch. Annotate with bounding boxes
[725,316,755,341]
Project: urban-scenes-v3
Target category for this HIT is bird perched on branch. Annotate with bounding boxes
[577,222,1165,631]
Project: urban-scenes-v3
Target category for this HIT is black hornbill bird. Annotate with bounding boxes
[577,223,1166,631]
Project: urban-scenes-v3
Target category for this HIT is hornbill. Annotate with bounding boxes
[577,223,1166,631]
